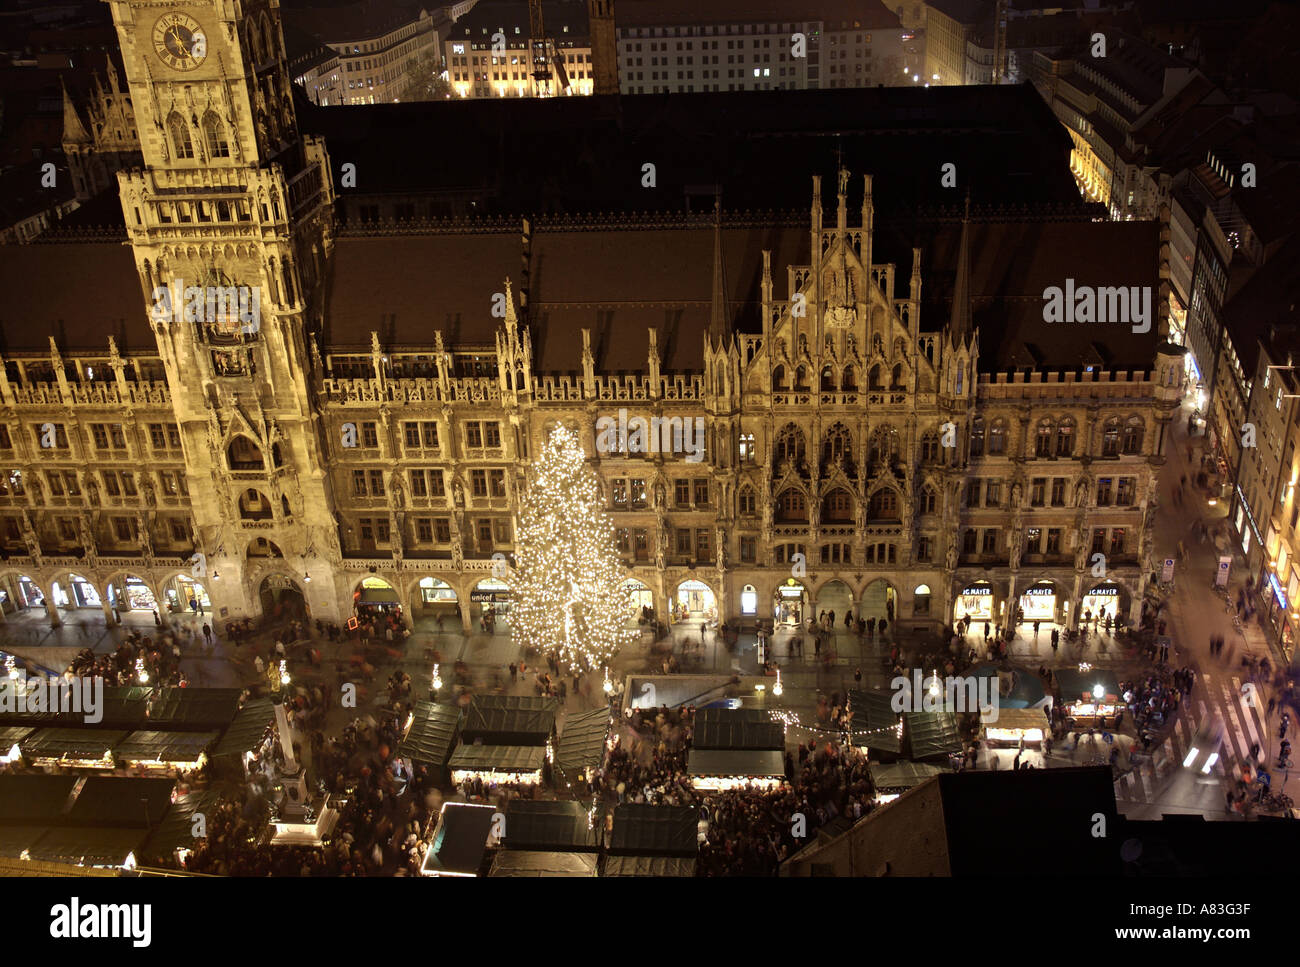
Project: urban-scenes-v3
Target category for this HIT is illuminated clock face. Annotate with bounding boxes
[153,13,207,71]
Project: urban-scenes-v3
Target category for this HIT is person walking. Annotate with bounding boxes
[1050,628,1059,654]
[1033,620,1041,640]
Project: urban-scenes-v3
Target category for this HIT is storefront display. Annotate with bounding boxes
[1019,584,1057,622]
[774,581,806,626]
[954,583,995,621]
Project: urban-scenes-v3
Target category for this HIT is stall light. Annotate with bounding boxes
[1078,661,1092,673]
[136,657,149,685]
[1208,497,1218,506]
[5,656,17,680]
[279,660,290,686]
[772,669,783,698]
[431,663,442,692]
[1092,684,1105,700]
[602,668,613,694]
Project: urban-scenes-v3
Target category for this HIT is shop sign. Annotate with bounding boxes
[1024,587,1055,597]
[961,586,992,596]
[1216,557,1231,588]
[471,590,510,603]
[1088,586,1118,597]
[1269,572,1287,610]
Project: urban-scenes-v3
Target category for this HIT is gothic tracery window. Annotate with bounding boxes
[203,111,230,158]
[167,112,194,160]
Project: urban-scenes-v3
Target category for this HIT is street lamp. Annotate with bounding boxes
[773,668,784,697]
[431,663,442,693]
[603,667,614,695]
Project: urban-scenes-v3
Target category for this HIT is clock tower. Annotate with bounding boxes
[106,0,344,622]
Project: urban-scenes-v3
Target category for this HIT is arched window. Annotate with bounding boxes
[227,435,264,470]
[776,489,807,523]
[168,112,193,160]
[821,488,854,524]
[1122,417,1144,455]
[820,366,836,391]
[867,487,900,521]
[914,584,931,615]
[891,362,904,389]
[771,365,786,390]
[868,425,899,466]
[988,419,1007,456]
[774,425,806,469]
[738,486,756,516]
[970,418,985,457]
[920,430,939,463]
[1035,419,1054,457]
[1102,417,1121,457]
[842,366,857,391]
[794,366,809,391]
[822,423,853,468]
[1056,419,1075,457]
[738,432,756,464]
[868,364,883,390]
[202,111,230,158]
[919,485,937,514]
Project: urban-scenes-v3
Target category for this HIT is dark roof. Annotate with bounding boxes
[448,743,546,772]
[20,728,128,762]
[116,730,219,764]
[848,689,903,754]
[142,688,244,731]
[0,775,79,823]
[692,708,785,750]
[65,777,176,828]
[602,854,696,876]
[1222,236,1300,382]
[868,760,947,791]
[489,850,598,876]
[304,84,1083,214]
[904,710,963,759]
[24,826,147,867]
[687,748,785,778]
[284,0,431,44]
[424,802,497,875]
[397,700,460,766]
[616,0,901,28]
[935,767,1118,875]
[0,243,147,355]
[554,707,610,779]
[451,0,590,39]
[139,789,223,862]
[608,803,698,856]
[460,695,557,745]
[1053,667,1122,703]
[0,825,51,859]
[211,697,275,760]
[503,799,600,851]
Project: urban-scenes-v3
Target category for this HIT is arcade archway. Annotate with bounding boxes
[161,574,211,616]
[859,579,898,627]
[814,579,855,627]
[954,580,998,623]
[773,579,808,627]
[414,577,458,619]
[1081,581,1129,626]
[259,574,306,622]
[1016,580,1062,626]
[673,579,716,623]
[471,577,511,633]
[622,578,654,627]
[0,573,45,616]
[51,572,101,611]
[106,575,159,615]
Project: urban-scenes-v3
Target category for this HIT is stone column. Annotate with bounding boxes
[44,582,62,628]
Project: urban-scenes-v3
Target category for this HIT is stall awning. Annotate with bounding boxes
[448,743,546,773]
[603,854,697,876]
[421,802,497,877]
[212,698,275,761]
[694,707,784,750]
[608,803,698,857]
[66,776,176,827]
[982,708,1049,736]
[869,761,947,791]
[116,730,219,765]
[0,775,79,823]
[490,850,599,877]
[142,688,243,730]
[905,710,964,759]
[687,749,785,779]
[504,799,600,852]
[461,695,557,746]
[554,707,610,780]
[140,790,223,862]
[24,826,147,868]
[20,728,128,762]
[359,587,399,604]
[848,690,903,754]
[398,701,460,767]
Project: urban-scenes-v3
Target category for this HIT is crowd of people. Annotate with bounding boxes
[66,626,188,686]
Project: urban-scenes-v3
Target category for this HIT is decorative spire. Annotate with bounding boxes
[61,78,90,144]
[709,194,729,342]
[949,191,973,340]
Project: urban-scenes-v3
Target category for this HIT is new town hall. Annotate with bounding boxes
[0,0,1184,638]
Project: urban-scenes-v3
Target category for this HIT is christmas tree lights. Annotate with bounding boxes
[511,424,635,673]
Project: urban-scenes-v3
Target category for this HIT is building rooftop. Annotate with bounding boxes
[615,0,901,29]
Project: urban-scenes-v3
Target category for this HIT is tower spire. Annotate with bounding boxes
[949,191,973,339]
[709,193,729,342]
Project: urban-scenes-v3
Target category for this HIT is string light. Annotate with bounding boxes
[510,424,636,673]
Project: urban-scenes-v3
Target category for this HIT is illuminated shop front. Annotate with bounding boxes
[1080,583,1127,624]
[52,574,101,609]
[954,582,996,622]
[471,578,512,629]
[740,584,758,617]
[774,580,808,627]
[1018,582,1058,623]
[673,579,716,621]
[163,575,211,614]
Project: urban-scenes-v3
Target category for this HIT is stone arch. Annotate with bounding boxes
[227,434,265,470]
[103,569,161,615]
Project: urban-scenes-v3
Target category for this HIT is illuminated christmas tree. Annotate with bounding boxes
[511,423,635,673]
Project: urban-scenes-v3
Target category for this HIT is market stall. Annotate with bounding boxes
[982,708,1049,747]
[694,707,785,751]
[847,690,904,757]
[0,726,33,763]
[138,789,223,868]
[868,761,947,804]
[419,801,499,877]
[554,707,612,791]
[141,688,243,732]
[602,854,697,876]
[607,803,698,858]
[687,748,786,791]
[460,695,557,747]
[489,850,599,877]
[904,710,964,760]
[395,701,460,780]
[210,697,276,775]
[115,730,218,774]
[1054,667,1123,729]
[18,728,127,770]
[448,743,547,786]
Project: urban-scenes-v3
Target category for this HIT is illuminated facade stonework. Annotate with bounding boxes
[0,0,1182,639]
